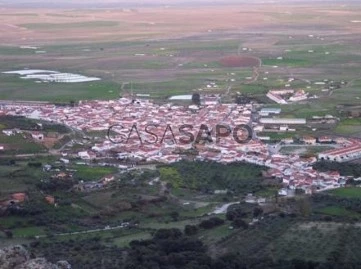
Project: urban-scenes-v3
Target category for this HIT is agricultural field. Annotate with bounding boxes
[0,115,71,154]
[213,217,361,264]
[0,4,360,112]
[0,159,50,195]
[0,4,360,137]
[328,187,361,199]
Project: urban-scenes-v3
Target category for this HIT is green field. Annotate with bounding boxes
[329,187,361,199]
[262,57,310,67]
[111,231,152,247]
[20,21,119,30]
[0,76,120,102]
[316,206,360,218]
[12,226,45,238]
[0,30,360,112]
[72,165,118,181]
[0,133,46,154]
[158,161,267,194]
[334,118,361,135]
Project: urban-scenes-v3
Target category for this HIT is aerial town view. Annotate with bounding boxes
[1,0,361,268]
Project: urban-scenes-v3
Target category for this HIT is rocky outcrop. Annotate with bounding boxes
[0,245,71,269]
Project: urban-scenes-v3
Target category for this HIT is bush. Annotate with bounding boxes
[226,206,247,221]
[184,225,199,236]
[199,217,225,230]
[232,218,249,229]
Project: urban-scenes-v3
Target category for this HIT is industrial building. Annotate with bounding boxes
[260,118,306,125]
[259,108,282,116]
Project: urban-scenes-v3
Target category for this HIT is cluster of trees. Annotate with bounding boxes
[312,194,361,220]
[29,237,124,269]
[27,162,43,168]
[119,169,160,185]
[26,225,361,269]
[36,178,77,192]
[0,159,16,166]
[117,228,361,269]
[191,93,201,105]
[313,161,361,177]
[199,217,225,229]
[158,161,266,194]
[235,94,252,104]
[5,194,90,232]
[0,115,69,133]
[225,203,264,229]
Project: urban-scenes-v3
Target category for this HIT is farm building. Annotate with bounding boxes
[31,132,44,141]
[260,118,306,125]
[259,108,282,116]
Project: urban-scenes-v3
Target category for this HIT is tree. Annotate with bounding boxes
[153,228,183,240]
[184,225,198,236]
[170,211,180,221]
[232,218,249,229]
[226,206,247,221]
[298,197,311,218]
[295,188,306,195]
[253,207,263,218]
[235,94,251,105]
[4,230,13,239]
[159,167,182,189]
[199,217,224,229]
[191,93,201,105]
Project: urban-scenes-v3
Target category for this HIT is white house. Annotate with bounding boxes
[31,132,44,141]
[78,151,96,160]
[2,129,14,136]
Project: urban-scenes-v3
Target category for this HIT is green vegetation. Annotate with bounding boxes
[72,165,117,181]
[20,21,119,30]
[12,226,45,237]
[158,161,267,194]
[262,57,310,67]
[2,158,361,269]
[0,115,70,154]
[313,161,361,177]
[316,206,359,218]
[335,118,361,135]
[0,133,46,154]
[0,115,69,133]
[329,187,361,199]
[0,77,120,102]
[3,7,361,268]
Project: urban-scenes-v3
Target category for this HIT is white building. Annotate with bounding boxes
[31,132,44,141]
[260,118,306,125]
[259,108,282,116]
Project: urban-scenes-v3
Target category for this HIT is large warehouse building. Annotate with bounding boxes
[260,118,306,125]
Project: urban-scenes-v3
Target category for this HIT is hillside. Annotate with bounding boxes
[0,245,71,269]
